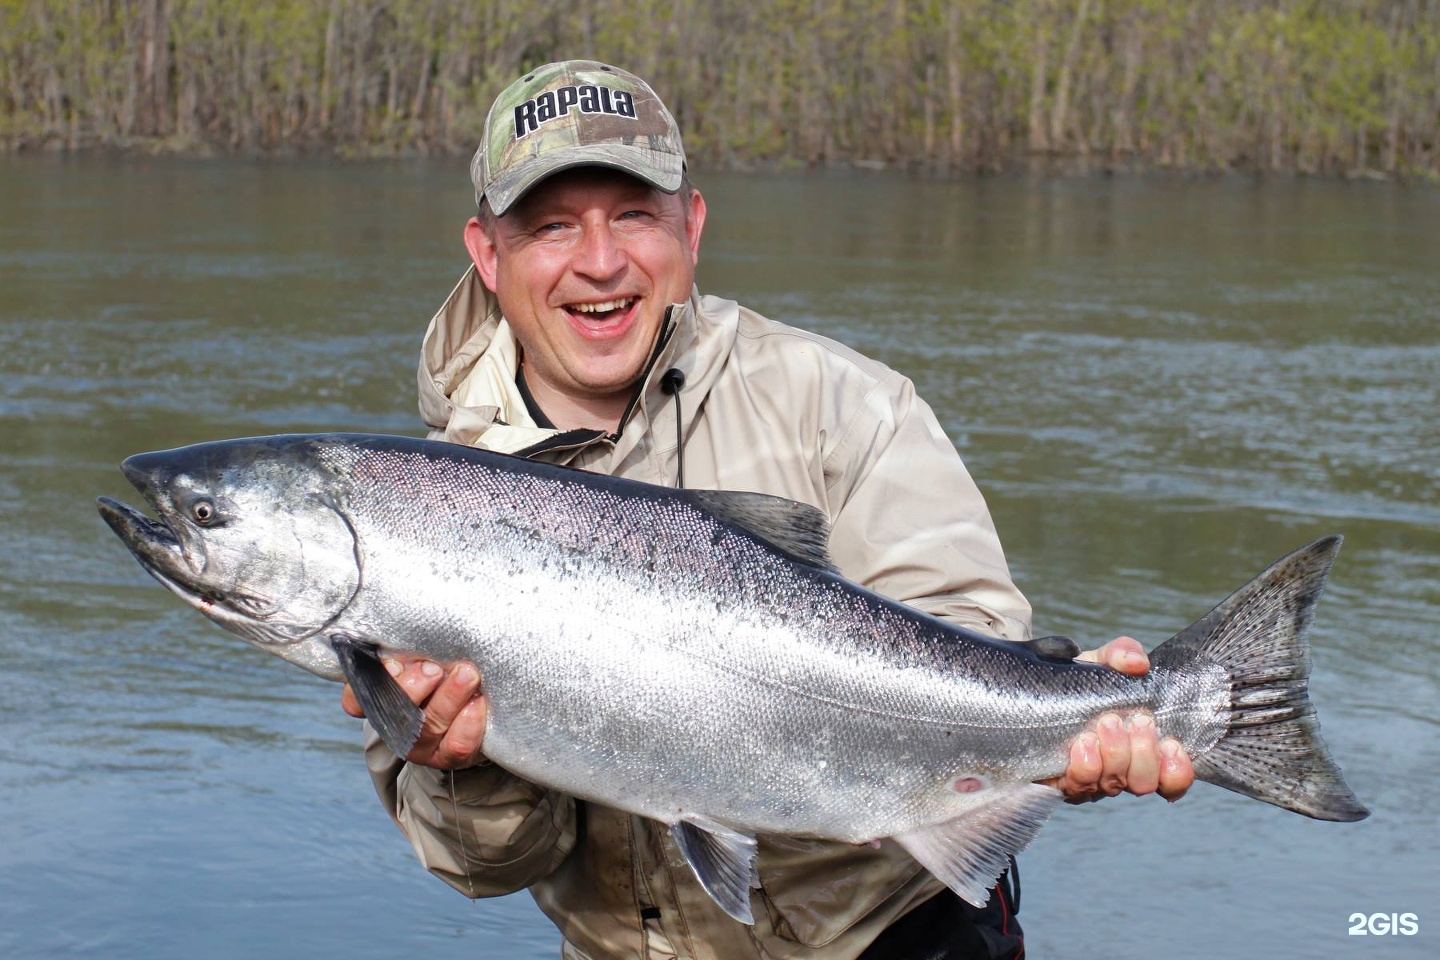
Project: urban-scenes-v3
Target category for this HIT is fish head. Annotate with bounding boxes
[97,437,360,679]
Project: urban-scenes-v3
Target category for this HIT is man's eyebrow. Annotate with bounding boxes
[501,204,557,228]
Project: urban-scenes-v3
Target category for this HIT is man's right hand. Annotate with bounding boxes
[341,659,489,770]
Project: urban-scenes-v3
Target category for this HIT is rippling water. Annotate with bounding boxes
[1,157,1435,959]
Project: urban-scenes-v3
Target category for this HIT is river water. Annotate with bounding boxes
[0,156,1435,959]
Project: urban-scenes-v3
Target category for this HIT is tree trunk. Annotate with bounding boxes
[1050,0,1090,151]
[1028,2,1051,152]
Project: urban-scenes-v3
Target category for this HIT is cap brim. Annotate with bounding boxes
[484,144,685,216]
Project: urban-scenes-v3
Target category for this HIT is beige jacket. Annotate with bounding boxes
[366,267,1032,959]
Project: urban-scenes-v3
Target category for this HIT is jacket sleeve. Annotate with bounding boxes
[821,369,1033,642]
[364,723,577,897]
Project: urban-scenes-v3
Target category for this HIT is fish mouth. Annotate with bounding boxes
[98,495,188,581]
[97,495,227,610]
[96,495,318,644]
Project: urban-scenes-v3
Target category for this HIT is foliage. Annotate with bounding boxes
[2,0,1436,177]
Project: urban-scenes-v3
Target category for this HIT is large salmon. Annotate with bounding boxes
[96,433,1367,924]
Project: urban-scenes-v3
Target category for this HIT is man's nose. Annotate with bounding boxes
[573,223,627,280]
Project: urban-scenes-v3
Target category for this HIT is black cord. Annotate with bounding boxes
[660,368,686,488]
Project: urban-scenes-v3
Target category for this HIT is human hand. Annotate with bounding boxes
[342,658,489,770]
[1042,636,1195,804]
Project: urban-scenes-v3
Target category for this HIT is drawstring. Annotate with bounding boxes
[661,368,686,488]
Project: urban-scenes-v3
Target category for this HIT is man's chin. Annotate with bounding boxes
[570,360,654,398]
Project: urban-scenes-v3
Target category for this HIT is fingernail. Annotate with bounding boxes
[1098,713,1121,732]
[1077,732,1098,759]
[1124,650,1149,669]
[455,663,477,685]
[421,661,442,678]
[1160,738,1179,759]
[383,659,402,676]
[1128,713,1153,732]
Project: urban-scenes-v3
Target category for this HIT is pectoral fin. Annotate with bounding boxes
[330,632,424,759]
[894,783,1061,907]
[670,816,760,924]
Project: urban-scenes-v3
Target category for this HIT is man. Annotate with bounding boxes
[343,60,1194,959]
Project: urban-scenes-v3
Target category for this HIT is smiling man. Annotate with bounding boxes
[465,166,703,431]
[346,60,1193,960]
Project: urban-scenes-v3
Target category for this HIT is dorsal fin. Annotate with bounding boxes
[686,489,835,572]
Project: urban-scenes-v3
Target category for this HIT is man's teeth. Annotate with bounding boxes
[570,298,635,314]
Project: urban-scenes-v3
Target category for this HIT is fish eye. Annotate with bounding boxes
[191,498,218,525]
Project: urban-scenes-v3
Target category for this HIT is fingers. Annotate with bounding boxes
[440,696,489,767]
[419,662,480,743]
[339,658,489,771]
[409,662,487,770]
[1042,730,1103,801]
[394,658,446,705]
[1063,639,1197,801]
[1048,711,1190,804]
[1124,714,1161,796]
[1077,636,1150,675]
[1051,712,1129,802]
[340,683,364,718]
[1094,712,1132,796]
[1157,738,1195,801]
[340,658,435,718]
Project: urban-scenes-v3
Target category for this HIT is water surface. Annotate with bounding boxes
[1,157,1435,958]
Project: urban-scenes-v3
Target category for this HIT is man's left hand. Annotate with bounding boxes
[1041,636,1196,804]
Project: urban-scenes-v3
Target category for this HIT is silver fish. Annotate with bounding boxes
[96,433,1368,924]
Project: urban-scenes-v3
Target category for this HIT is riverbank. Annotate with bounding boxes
[4,0,1437,180]
[0,135,1424,187]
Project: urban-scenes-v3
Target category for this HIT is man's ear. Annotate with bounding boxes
[465,217,500,291]
[685,188,707,266]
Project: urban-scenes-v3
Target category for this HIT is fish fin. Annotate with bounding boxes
[330,632,424,760]
[669,816,759,924]
[1021,635,1081,662]
[686,490,835,572]
[894,783,1061,907]
[1151,535,1368,822]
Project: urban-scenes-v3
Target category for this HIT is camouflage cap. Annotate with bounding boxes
[471,60,686,216]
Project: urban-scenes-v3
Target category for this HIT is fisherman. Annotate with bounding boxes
[343,60,1195,959]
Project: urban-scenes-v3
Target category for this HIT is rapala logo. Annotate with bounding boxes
[514,85,637,139]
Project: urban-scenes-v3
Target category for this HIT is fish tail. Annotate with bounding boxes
[1150,535,1369,822]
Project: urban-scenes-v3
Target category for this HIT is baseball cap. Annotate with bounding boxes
[471,60,686,216]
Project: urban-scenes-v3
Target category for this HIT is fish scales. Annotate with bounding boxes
[334,443,1146,835]
[96,433,1368,924]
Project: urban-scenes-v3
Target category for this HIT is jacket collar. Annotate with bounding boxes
[416,265,736,463]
